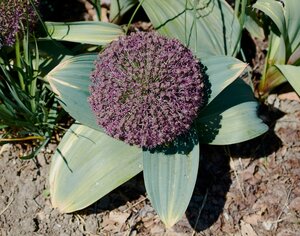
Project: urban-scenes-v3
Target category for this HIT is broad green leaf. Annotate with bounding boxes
[143,137,199,227]
[46,53,101,131]
[285,0,300,52]
[253,0,286,39]
[268,33,286,65]
[45,21,124,45]
[202,56,247,105]
[197,79,268,144]
[244,11,265,40]
[110,0,138,23]
[142,0,240,57]
[275,64,300,96]
[49,123,142,213]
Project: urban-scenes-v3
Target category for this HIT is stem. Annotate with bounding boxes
[15,34,25,91]
[258,33,273,97]
[232,0,247,55]
[95,0,101,21]
[125,0,146,35]
[29,0,50,39]
[87,0,101,21]
[0,58,12,81]
[239,0,247,27]
[29,38,39,113]
[192,0,198,53]
[184,0,188,45]
[234,0,241,17]
[240,48,246,62]
[0,136,45,142]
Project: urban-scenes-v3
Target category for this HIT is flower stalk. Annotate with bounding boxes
[15,34,26,91]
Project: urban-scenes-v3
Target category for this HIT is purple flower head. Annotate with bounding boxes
[0,0,39,48]
[89,32,205,148]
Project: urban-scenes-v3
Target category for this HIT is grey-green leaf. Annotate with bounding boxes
[202,56,247,105]
[285,0,300,52]
[268,33,286,65]
[197,79,268,144]
[142,0,240,57]
[110,0,138,23]
[49,123,142,213]
[254,0,300,55]
[253,0,286,39]
[275,64,300,96]
[244,11,265,40]
[46,53,100,131]
[143,139,199,227]
[45,21,124,45]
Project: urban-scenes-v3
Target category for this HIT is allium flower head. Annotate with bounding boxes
[89,32,205,148]
[0,0,39,48]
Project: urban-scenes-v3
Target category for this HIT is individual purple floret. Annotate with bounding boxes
[0,0,39,48]
[89,32,205,148]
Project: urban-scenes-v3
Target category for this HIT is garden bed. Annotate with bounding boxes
[1,0,300,235]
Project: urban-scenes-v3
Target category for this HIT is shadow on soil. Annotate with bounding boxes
[186,103,284,232]
[186,129,282,232]
[228,103,284,159]
[186,144,231,231]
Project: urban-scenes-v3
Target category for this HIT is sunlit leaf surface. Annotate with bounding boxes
[142,0,240,57]
[49,123,142,213]
[197,79,268,144]
[110,0,138,22]
[45,21,124,45]
[143,133,199,227]
[46,54,100,131]
[201,56,247,105]
[276,64,300,96]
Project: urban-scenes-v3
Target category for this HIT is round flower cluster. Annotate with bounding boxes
[89,32,205,148]
[0,0,39,48]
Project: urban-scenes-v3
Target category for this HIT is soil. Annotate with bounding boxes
[1,1,300,235]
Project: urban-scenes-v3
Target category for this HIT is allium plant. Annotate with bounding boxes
[0,0,39,48]
[0,0,64,159]
[46,0,268,228]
